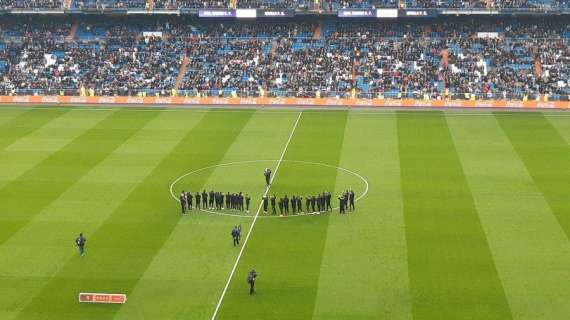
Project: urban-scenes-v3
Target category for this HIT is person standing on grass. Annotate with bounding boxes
[311,195,316,213]
[291,195,297,214]
[226,192,231,209]
[326,191,332,212]
[262,195,268,213]
[186,191,193,211]
[245,194,251,213]
[338,194,346,214]
[270,194,276,215]
[349,189,355,211]
[195,191,201,209]
[297,196,303,214]
[209,190,215,209]
[237,225,242,242]
[247,269,258,295]
[202,190,208,209]
[305,196,310,213]
[283,195,289,215]
[278,197,283,215]
[264,168,271,186]
[180,191,187,214]
[231,226,240,247]
[76,233,86,257]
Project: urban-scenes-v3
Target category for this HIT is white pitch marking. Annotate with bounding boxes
[169,159,369,219]
[210,111,302,320]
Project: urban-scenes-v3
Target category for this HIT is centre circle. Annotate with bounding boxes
[169,160,369,219]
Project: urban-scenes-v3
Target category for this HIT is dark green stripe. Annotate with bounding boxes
[217,111,348,320]
[397,111,512,320]
[0,109,68,150]
[0,110,159,246]
[17,110,254,319]
[495,112,570,239]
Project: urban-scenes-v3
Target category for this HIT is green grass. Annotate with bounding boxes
[0,107,568,320]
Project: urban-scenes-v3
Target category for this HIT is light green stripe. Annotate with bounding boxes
[546,116,570,145]
[0,111,205,315]
[114,111,300,320]
[0,109,27,126]
[312,112,412,320]
[447,114,570,320]
[0,110,113,188]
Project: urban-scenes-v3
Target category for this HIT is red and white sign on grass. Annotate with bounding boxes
[79,293,127,304]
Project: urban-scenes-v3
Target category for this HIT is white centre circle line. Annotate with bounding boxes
[169,159,369,219]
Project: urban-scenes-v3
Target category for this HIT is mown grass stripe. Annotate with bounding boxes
[17,110,255,319]
[0,109,68,151]
[0,110,159,247]
[114,112,301,320]
[0,111,205,316]
[312,112,413,320]
[216,111,348,320]
[447,114,570,320]
[496,113,570,239]
[546,115,570,145]
[397,111,512,320]
[0,110,113,189]
[0,109,28,126]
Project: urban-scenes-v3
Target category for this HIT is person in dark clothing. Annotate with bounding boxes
[262,195,268,213]
[283,195,289,215]
[305,196,310,213]
[311,195,316,213]
[195,192,201,209]
[316,194,322,212]
[202,190,208,209]
[297,196,303,213]
[209,190,215,208]
[220,192,225,210]
[278,198,283,215]
[245,194,251,213]
[270,194,276,215]
[239,193,244,211]
[349,189,355,211]
[291,196,297,214]
[231,226,240,246]
[339,193,347,214]
[186,191,193,210]
[264,168,271,186]
[326,192,332,211]
[180,191,187,214]
[76,233,86,257]
[226,192,231,209]
[237,224,242,242]
[247,269,258,294]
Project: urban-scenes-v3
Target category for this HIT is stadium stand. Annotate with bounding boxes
[0,15,569,100]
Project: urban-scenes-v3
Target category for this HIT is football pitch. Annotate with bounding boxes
[0,106,569,320]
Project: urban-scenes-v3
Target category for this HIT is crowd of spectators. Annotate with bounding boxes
[1,18,570,100]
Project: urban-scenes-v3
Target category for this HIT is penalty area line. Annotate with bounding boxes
[210,111,303,320]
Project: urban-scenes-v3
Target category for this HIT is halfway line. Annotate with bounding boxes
[210,111,303,320]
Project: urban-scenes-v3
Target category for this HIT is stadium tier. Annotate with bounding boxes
[1,16,569,100]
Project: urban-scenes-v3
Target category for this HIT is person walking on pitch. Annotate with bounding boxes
[247,269,258,294]
[264,168,271,186]
[76,233,86,257]
[231,226,240,247]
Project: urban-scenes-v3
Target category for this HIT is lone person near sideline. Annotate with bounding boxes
[264,168,272,186]
[76,233,86,257]
[247,269,258,295]
[231,226,240,247]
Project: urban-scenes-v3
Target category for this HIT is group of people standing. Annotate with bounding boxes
[260,191,350,215]
[338,189,356,214]
[179,189,251,214]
